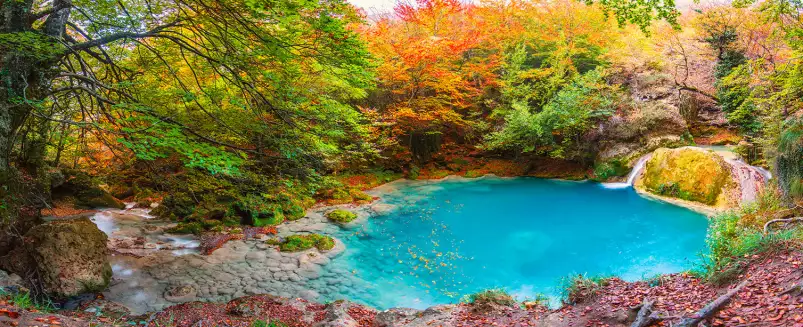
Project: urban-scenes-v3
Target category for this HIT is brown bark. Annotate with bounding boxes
[629,299,661,327]
[676,280,749,327]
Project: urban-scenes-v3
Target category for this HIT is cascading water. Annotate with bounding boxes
[601,154,651,189]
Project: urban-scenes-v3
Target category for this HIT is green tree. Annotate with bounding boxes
[0,0,373,254]
[485,68,621,160]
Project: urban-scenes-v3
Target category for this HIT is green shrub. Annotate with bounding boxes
[350,189,373,202]
[330,188,353,203]
[464,170,484,178]
[408,165,420,179]
[696,210,799,282]
[462,289,516,307]
[327,209,357,223]
[270,234,336,252]
[592,159,628,181]
[778,118,803,198]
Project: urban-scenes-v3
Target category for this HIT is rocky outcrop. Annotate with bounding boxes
[597,72,690,163]
[375,305,457,327]
[637,147,735,207]
[0,217,112,298]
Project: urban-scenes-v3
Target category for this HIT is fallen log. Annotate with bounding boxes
[676,280,749,327]
[763,217,803,234]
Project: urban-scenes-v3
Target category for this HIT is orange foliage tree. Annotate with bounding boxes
[361,0,510,147]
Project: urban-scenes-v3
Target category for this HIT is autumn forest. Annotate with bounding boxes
[1,0,803,325]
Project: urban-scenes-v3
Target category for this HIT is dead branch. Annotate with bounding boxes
[763,217,803,234]
[630,299,661,327]
[676,280,749,327]
[779,283,801,297]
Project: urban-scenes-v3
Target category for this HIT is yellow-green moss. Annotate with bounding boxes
[641,148,732,205]
[327,209,357,223]
[267,234,335,252]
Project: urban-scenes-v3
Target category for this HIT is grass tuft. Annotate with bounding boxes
[461,288,517,307]
[559,274,611,304]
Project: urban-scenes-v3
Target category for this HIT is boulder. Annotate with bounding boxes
[164,284,197,303]
[315,300,371,327]
[0,217,112,298]
[373,305,456,327]
[639,147,733,205]
[0,269,25,294]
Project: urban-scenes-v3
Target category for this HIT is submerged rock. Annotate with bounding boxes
[639,147,734,206]
[79,298,131,319]
[164,284,197,303]
[0,217,111,298]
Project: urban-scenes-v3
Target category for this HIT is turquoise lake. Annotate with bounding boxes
[313,177,709,309]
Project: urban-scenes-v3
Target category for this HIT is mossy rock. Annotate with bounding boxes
[54,170,125,209]
[641,147,732,205]
[2,218,112,298]
[268,234,335,252]
[327,209,357,224]
[78,192,126,209]
[167,222,204,235]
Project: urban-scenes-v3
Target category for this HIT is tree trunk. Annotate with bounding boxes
[1,0,68,255]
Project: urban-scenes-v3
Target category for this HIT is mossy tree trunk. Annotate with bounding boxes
[1,0,72,253]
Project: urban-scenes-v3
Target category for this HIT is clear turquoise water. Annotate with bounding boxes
[314,177,708,309]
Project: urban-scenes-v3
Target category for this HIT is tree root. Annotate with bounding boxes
[779,283,802,297]
[676,280,749,327]
[630,299,662,327]
[763,217,803,234]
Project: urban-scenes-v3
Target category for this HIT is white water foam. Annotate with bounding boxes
[601,155,650,189]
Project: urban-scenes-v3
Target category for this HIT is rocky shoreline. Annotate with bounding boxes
[1,247,800,327]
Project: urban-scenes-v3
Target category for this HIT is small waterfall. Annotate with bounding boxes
[754,166,772,182]
[601,155,650,189]
[724,158,772,203]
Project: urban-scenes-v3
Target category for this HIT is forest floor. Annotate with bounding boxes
[1,245,800,327]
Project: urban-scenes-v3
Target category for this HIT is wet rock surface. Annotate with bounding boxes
[96,204,371,314]
[1,217,111,298]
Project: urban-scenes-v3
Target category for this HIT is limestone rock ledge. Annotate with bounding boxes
[634,146,768,213]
